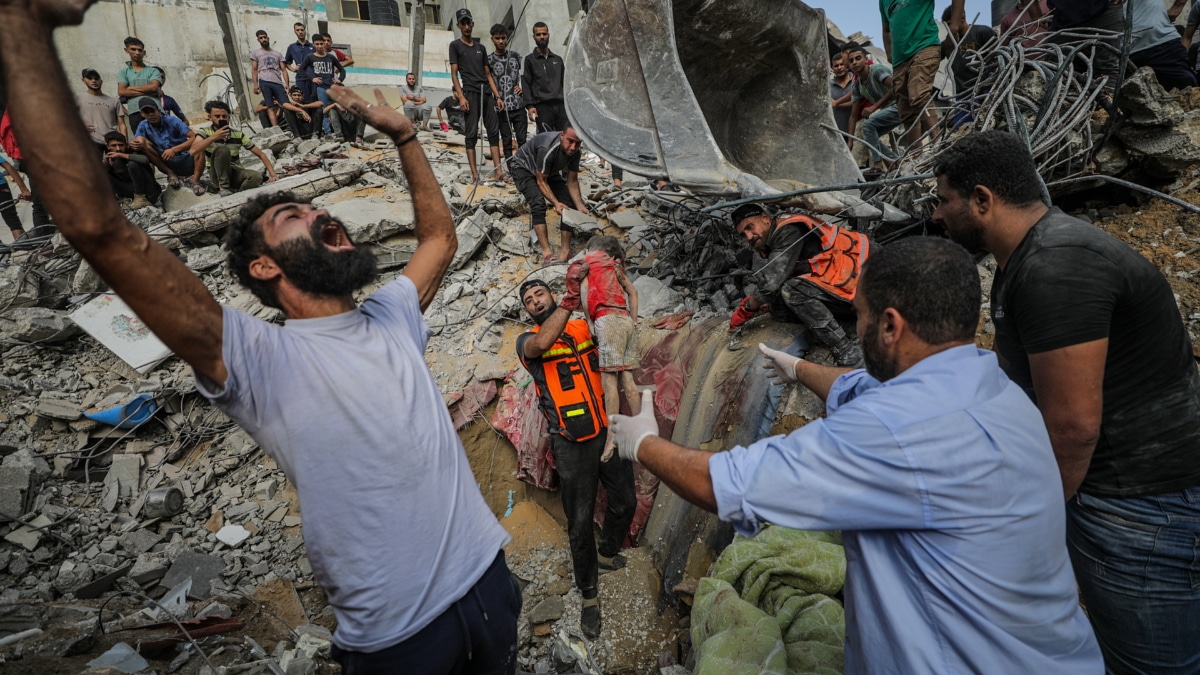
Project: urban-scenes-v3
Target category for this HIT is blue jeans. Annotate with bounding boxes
[315,85,333,134]
[860,104,900,163]
[1067,487,1200,674]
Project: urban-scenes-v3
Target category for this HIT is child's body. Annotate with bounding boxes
[580,235,641,458]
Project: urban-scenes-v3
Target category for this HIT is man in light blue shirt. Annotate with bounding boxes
[611,236,1102,674]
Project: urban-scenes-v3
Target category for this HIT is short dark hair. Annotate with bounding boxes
[103,131,127,144]
[533,21,548,30]
[311,32,326,41]
[843,41,865,58]
[204,100,231,114]
[491,23,509,37]
[255,29,267,37]
[941,5,953,21]
[859,237,981,345]
[933,130,1044,206]
[586,235,624,263]
[294,22,305,28]
[289,86,302,94]
[124,36,144,48]
[831,52,844,63]
[225,191,311,309]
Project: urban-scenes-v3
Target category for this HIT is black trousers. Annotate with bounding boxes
[1131,39,1198,91]
[283,109,319,139]
[534,99,569,133]
[550,432,636,599]
[0,182,23,233]
[513,167,572,227]
[463,85,500,149]
[12,159,49,227]
[108,159,162,203]
[331,551,520,675]
[498,110,527,158]
[768,277,853,349]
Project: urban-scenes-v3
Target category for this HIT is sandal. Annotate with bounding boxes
[167,175,181,189]
[191,182,207,197]
[541,253,557,266]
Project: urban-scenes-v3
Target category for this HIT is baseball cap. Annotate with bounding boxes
[81,68,101,79]
[455,8,473,24]
[137,96,161,112]
[518,278,551,301]
[730,203,767,226]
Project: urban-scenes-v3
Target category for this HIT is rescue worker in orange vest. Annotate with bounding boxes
[516,269,638,642]
[728,203,869,368]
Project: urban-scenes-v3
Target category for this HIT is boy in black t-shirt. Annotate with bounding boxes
[301,33,346,136]
[449,8,505,183]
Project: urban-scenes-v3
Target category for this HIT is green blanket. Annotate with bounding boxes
[691,526,846,675]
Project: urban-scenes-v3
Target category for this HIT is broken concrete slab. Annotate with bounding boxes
[215,523,251,547]
[0,449,51,522]
[609,209,647,230]
[3,514,51,550]
[0,264,41,310]
[160,550,226,600]
[528,596,564,624]
[0,603,41,635]
[128,553,169,585]
[1119,67,1186,127]
[52,560,94,596]
[185,244,225,272]
[34,398,80,421]
[633,275,682,319]
[560,209,602,233]
[319,196,416,242]
[0,308,80,343]
[450,209,492,271]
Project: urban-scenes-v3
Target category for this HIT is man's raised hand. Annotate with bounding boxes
[0,0,97,26]
[328,87,414,139]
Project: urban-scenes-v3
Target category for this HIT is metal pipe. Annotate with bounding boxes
[699,174,935,214]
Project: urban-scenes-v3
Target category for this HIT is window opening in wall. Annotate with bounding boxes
[341,0,372,21]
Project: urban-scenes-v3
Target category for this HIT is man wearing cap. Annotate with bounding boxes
[250,30,289,128]
[131,96,195,187]
[77,68,126,153]
[449,8,506,184]
[516,270,637,641]
[728,204,868,368]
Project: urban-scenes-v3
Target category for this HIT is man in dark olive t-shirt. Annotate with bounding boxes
[933,130,1200,674]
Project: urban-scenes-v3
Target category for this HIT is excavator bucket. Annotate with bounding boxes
[565,0,862,196]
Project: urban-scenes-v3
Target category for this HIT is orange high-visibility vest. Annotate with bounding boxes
[778,214,869,301]
[519,319,607,442]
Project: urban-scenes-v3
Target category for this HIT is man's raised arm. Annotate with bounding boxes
[0,0,226,384]
[328,87,454,312]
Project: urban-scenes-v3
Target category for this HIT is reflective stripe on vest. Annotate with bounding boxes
[521,320,607,442]
[778,214,870,301]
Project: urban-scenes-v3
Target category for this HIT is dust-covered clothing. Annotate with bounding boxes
[195,276,511,653]
[583,250,629,320]
[594,313,638,371]
[879,0,941,66]
[76,92,126,145]
[509,130,581,178]
[746,218,825,306]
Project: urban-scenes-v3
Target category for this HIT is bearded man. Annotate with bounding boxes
[608,236,1103,674]
[0,4,518,671]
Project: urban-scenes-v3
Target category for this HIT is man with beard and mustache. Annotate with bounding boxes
[521,22,567,132]
[0,6,518,671]
[933,130,1200,673]
[515,273,636,640]
[609,236,1103,674]
[727,203,868,368]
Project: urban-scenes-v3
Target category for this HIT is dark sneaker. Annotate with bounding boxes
[581,602,601,639]
[598,553,627,573]
[832,338,864,369]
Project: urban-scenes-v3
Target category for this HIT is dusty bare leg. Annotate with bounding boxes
[602,371,618,458]
[559,228,572,261]
[490,144,505,179]
[534,222,554,261]
[620,370,640,416]
[465,148,480,183]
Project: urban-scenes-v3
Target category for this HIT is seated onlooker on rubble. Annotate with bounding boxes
[78,68,127,154]
[131,96,195,189]
[102,130,161,209]
[940,8,996,128]
[437,95,466,134]
[0,148,30,240]
[1129,0,1197,90]
[323,100,365,144]
[844,43,900,169]
[1000,0,1053,48]
[189,100,278,197]
[254,99,284,132]
[400,73,433,128]
[281,86,323,139]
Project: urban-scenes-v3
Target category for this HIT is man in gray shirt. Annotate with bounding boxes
[2,6,519,671]
[399,72,431,127]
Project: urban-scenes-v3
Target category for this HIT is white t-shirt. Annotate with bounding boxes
[196,275,510,651]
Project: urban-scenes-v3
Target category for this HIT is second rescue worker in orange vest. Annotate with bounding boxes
[728,203,870,367]
[515,270,638,641]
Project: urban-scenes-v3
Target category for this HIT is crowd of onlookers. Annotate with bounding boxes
[831,0,1199,172]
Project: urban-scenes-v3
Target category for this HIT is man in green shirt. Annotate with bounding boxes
[881,0,963,153]
[189,100,278,196]
[117,36,163,132]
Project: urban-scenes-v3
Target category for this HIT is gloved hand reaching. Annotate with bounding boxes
[611,389,659,463]
[729,296,764,332]
[758,343,801,384]
[560,261,589,311]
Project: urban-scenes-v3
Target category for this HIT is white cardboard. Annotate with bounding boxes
[69,294,173,374]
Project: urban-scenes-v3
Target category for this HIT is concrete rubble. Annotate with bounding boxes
[0,64,1197,673]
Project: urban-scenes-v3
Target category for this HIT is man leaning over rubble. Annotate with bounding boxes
[728,203,867,368]
[609,236,1104,674]
[516,274,636,640]
[509,127,591,264]
[0,4,519,672]
[935,130,1200,674]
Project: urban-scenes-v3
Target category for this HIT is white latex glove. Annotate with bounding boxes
[610,389,659,463]
[759,343,800,384]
